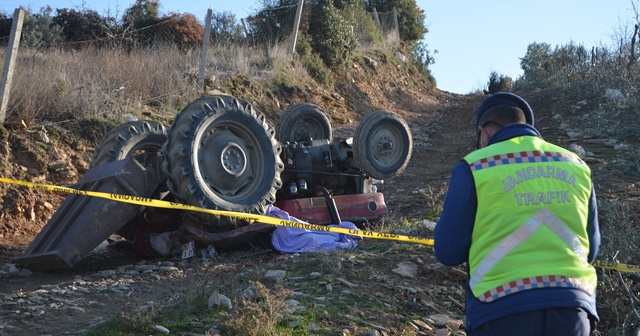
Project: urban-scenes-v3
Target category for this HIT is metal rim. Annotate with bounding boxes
[193,119,268,202]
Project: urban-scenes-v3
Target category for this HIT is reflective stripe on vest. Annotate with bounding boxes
[468,150,585,172]
[464,136,596,302]
[476,275,595,302]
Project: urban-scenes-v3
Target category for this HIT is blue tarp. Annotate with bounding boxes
[267,205,362,253]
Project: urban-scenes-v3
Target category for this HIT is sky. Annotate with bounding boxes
[1,0,636,94]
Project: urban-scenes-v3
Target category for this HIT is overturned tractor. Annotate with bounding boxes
[13,94,413,271]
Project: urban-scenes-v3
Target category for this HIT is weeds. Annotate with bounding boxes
[419,184,447,222]
[0,41,302,138]
[592,198,640,335]
[220,281,292,336]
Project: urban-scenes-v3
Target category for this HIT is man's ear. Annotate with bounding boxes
[478,126,492,148]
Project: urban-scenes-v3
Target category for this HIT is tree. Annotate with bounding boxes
[0,13,11,42]
[519,41,590,87]
[211,11,245,44]
[487,71,513,93]
[20,7,63,49]
[52,8,112,44]
[519,42,554,86]
[123,0,160,29]
[158,13,204,48]
[408,40,437,84]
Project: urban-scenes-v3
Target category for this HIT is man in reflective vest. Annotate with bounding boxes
[434,92,599,335]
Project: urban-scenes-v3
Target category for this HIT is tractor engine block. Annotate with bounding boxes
[278,139,374,200]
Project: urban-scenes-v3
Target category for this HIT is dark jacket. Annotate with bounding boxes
[433,123,600,330]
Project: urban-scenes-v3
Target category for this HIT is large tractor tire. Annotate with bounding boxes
[89,120,171,243]
[90,120,169,169]
[353,110,412,180]
[162,95,284,232]
[276,103,332,142]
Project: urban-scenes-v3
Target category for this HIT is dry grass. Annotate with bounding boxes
[4,46,193,122]
[0,42,300,129]
[420,184,447,221]
[219,280,292,336]
[593,199,640,335]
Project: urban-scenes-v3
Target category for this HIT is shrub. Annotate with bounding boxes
[487,71,513,93]
[0,13,12,42]
[365,0,427,42]
[123,0,160,30]
[350,3,383,48]
[300,52,334,88]
[407,39,436,85]
[295,33,333,88]
[219,281,291,336]
[308,0,358,69]
[52,8,113,44]
[156,13,204,48]
[20,8,63,50]
[211,11,245,44]
[517,41,591,90]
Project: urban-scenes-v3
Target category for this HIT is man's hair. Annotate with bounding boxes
[477,104,527,128]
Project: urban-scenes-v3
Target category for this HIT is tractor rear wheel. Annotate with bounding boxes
[163,95,283,232]
[90,120,169,172]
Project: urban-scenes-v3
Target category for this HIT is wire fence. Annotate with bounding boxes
[0,6,400,49]
[0,6,401,123]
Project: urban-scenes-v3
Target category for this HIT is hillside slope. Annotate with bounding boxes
[0,50,637,335]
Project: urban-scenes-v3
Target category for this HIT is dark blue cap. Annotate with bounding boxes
[476,92,534,127]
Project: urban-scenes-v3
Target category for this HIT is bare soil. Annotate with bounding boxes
[0,54,636,336]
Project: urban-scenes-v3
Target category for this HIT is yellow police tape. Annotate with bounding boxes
[0,177,433,246]
[0,176,637,273]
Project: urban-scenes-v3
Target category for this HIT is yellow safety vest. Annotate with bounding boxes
[463,136,597,302]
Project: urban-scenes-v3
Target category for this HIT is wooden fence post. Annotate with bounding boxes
[0,8,26,122]
[372,7,384,46]
[288,0,305,57]
[199,9,213,92]
[392,7,400,41]
[372,7,382,32]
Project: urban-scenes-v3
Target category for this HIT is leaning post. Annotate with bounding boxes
[392,7,400,41]
[0,8,26,122]
[199,9,213,92]
[288,0,305,57]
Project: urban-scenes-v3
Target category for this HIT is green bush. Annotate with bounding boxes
[407,40,436,85]
[365,0,427,42]
[301,52,334,88]
[123,0,160,29]
[308,0,358,69]
[517,41,590,90]
[295,33,333,88]
[352,5,383,47]
[20,8,63,49]
[211,11,245,44]
[331,0,381,48]
[487,71,513,93]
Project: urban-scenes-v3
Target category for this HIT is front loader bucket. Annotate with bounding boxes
[12,157,161,271]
